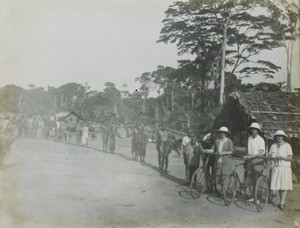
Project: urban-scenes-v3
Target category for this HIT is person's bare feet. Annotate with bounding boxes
[278,204,285,211]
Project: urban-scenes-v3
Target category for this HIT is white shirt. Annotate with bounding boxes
[82,126,89,135]
[182,136,191,147]
[247,135,265,156]
[159,130,168,142]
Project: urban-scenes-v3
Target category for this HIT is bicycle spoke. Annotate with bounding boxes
[190,169,206,199]
[223,173,237,206]
[255,176,269,212]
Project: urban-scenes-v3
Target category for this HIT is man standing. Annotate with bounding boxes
[32,117,38,139]
[81,122,89,147]
[137,122,147,163]
[185,131,202,185]
[156,123,171,174]
[107,122,116,153]
[131,122,139,160]
[75,119,82,145]
[59,119,67,142]
[182,129,192,184]
[101,122,109,151]
[244,122,265,202]
[55,117,60,142]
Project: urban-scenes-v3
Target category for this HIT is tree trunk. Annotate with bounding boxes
[143,94,146,113]
[114,103,119,120]
[171,83,175,112]
[186,114,190,128]
[166,94,169,111]
[288,40,295,92]
[286,41,292,92]
[191,93,194,109]
[155,104,159,129]
[220,12,231,105]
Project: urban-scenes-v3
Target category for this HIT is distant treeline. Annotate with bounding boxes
[0,79,285,135]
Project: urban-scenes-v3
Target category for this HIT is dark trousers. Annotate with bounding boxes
[244,158,264,195]
[204,154,216,179]
[189,166,198,184]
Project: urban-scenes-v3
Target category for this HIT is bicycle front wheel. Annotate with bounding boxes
[204,160,213,192]
[223,173,237,206]
[190,168,206,199]
[255,176,269,212]
[214,160,225,195]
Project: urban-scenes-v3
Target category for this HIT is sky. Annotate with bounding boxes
[0,0,298,93]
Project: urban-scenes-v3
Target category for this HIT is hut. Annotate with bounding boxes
[53,111,83,132]
[54,111,82,123]
[212,91,300,158]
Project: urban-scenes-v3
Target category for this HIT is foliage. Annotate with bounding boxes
[158,0,283,79]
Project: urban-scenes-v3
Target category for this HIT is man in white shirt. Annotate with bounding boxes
[182,129,192,184]
[244,122,265,202]
[55,117,60,142]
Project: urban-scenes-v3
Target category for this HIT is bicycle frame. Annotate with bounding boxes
[203,152,234,194]
[223,156,256,206]
[230,158,247,192]
[260,157,272,181]
[254,156,274,211]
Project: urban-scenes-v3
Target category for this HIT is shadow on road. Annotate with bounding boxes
[205,192,226,207]
[178,187,195,200]
[64,141,186,186]
[234,199,258,212]
[63,141,259,211]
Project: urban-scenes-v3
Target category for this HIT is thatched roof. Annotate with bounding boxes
[213,91,300,139]
[54,111,82,120]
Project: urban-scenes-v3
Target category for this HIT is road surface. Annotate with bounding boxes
[0,137,299,227]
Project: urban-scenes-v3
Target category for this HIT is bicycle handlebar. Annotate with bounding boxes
[202,150,233,156]
[230,156,245,161]
[202,149,214,154]
[256,156,272,160]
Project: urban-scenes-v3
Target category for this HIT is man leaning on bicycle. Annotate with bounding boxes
[243,122,266,202]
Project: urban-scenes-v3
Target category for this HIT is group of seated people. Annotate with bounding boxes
[181,122,293,211]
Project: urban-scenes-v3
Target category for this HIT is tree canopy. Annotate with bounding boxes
[158,0,283,79]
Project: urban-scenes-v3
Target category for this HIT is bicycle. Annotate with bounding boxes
[189,151,226,198]
[254,156,273,212]
[223,156,253,206]
[189,151,211,198]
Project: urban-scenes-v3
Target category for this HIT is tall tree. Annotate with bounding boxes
[158,0,282,103]
[135,72,153,112]
[266,0,300,91]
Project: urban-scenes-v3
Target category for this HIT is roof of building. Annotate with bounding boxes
[54,111,82,120]
[213,91,300,139]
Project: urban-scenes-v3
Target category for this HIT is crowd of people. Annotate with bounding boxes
[178,122,293,211]
[1,113,294,212]
[129,119,295,211]
[17,115,116,152]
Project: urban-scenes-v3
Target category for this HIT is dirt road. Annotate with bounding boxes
[0,137,299,227]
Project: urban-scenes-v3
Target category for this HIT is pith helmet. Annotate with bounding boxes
[249,122,261,131]
[216,126,230,134]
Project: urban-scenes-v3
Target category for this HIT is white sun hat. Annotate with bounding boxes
[249,122,261,131]
[274,130,287,138]
[216,126,230,134]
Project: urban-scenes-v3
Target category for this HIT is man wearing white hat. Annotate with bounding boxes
[244,122,265,202]
[247,122,265,157]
